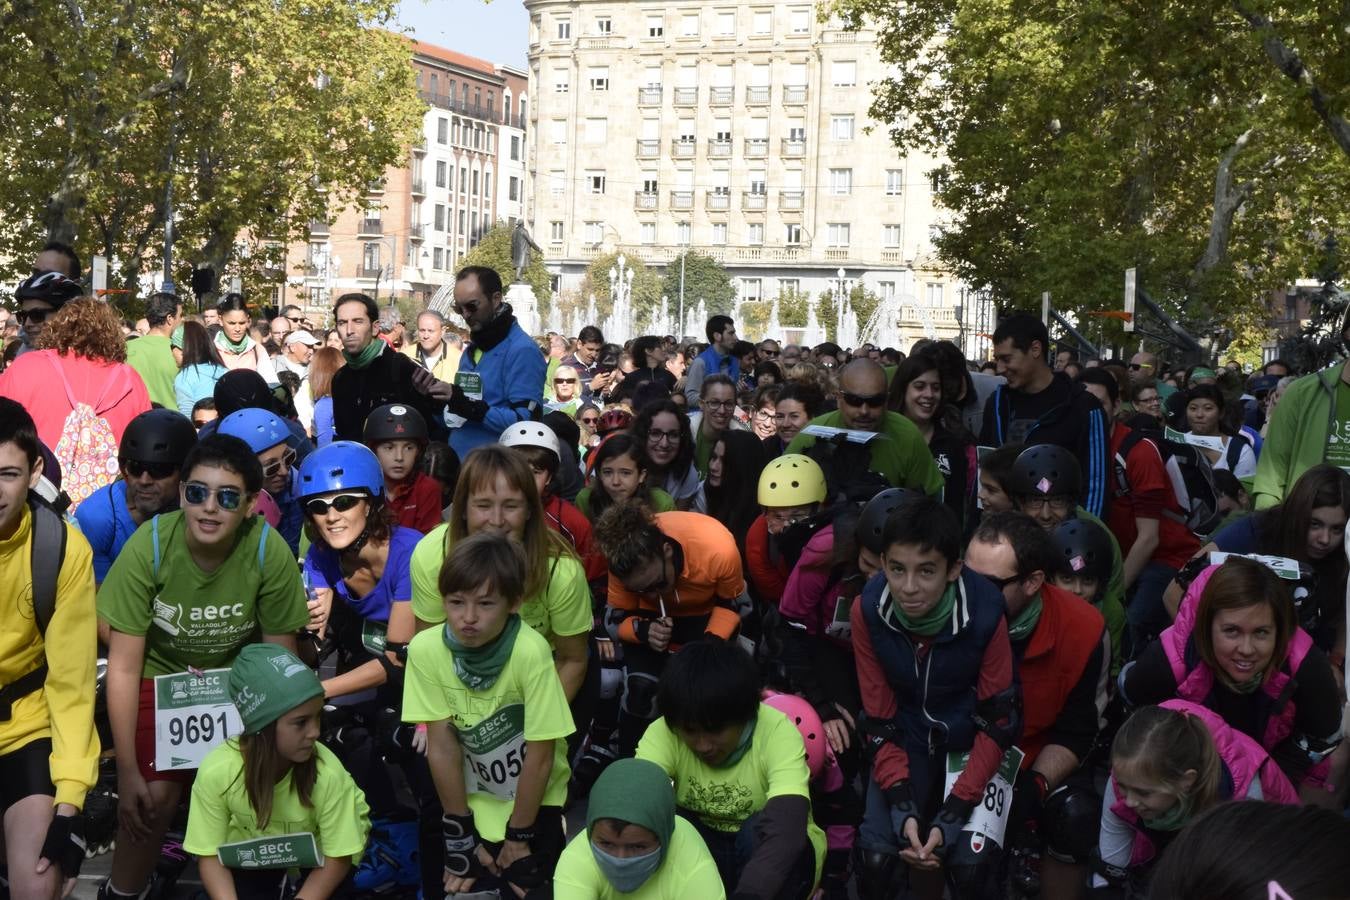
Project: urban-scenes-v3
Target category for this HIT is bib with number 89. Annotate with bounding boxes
[153,668,242,771]
[459,704,527,801]
[942,746,1025,850]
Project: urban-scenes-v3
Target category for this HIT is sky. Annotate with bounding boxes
[396,0,530,68]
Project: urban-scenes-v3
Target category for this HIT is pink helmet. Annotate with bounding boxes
[763,691,828,780]
[254,489,282,528]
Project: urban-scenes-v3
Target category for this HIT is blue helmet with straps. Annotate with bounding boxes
[297,441,384,500]
[217,408,290,454]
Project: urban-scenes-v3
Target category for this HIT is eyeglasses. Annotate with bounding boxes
[703,400,736,411]
[261,447,297,478]
[981,572,1024,590]
[554,378,578,384]
[303,493,366,516]
[124,459,177,480]
[841,392,887,409]
[754,409,775,422]
[17,308,50,324]
[1020,496,1074,514]
[182,481,244,511]
[648,428,681,445]
[1137,395,1161,406]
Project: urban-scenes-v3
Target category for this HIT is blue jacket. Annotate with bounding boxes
[175,363,227,417]
[696,344,739,385]
[74,480,139,583]
[449,319,546,456]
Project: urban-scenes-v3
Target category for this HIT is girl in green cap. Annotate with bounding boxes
[555,757,725,898]
[184,644,370,900]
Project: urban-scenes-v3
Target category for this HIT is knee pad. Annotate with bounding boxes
[620,671,660,720]
[852,848,898,900]
[1042,786,1102,862]
[599,665,624,701]
[947,862,998,899]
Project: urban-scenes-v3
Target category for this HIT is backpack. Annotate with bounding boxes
[799,434,892,504]
[48,357,120,510]
[1113,428,1223,536]
[0,493,69,720]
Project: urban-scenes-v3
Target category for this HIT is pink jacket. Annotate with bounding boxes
[0,350,150,453]
[779,524,853,648]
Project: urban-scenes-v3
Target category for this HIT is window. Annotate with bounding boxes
[749,169,767,195]
[676,222,691,245]
[435,161,447,188]
[644,65,663,88]
[452,120,460,144]
[434,204,446,231]
[780,278,800,295]
[459,209,466,233]
[788,122,806,142]
[930,171,948,192]
[785,224,802,245]
[712,223,728,245]
[790,8,810,33]
[510,135,521,161]
[427,72,436,94]
[829,168,853,195]
[827,223,851,246]
[459,167,467,191]
[752,9,772,34]
[885,169,903,196]
[714,119,731,141]
[883,224,902,248]
[471,170,479,195]
[549,170,564,197]
[677,118,695,142]
[436,118,448,144]
[748,223,765,245]
[509,176,520,201]
[583,118,608,144]
[879,281,896,301]
[716,11,735,35]
[553,69,569,93]
[741,278,763,301]
[647,14,664,37]
[550,120,567,145]
[556,17,570,39]
[588,67,609,91]
[641,175,659,193]
[584,221,605,245]
[926,283,944,306]
[587,171,606,193]
[433,247,444,270]
[831,60,857,86]
[595,16,612,34]
[640,222,657,244]
[831,115,855,141]
[483,172,491,199]
[362,242,380,271]
[680,13,699,36]
[549,221,564,242]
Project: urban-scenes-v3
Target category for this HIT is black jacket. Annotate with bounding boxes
[331,344,446,442]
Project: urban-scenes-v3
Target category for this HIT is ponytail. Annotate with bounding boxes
[1112,705,1223,812]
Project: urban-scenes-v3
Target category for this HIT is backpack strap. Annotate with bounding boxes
[1113,429,1150,497]
[1225,434,1248,472]
[27,496,67,638]
[257,520,270,568]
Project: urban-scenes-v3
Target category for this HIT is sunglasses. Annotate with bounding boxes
[261,447,298,478]
[17,308,50,324]
[1128,363,1152,371]
[124,459,178,480]
[182,481,244,511]
[982,572,1023,590]
[554,378,578,384]
[841,392,887,409]
[580,416,600,426]
[760,349,780,357]
[304,493,366,516]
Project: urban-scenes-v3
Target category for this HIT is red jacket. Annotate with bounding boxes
[544,494,605,582]
[745,514,790,604]
[1106,422,1199,569]
[0,350,150,454]
[386,471,444,534]
[1018,583,1109,767]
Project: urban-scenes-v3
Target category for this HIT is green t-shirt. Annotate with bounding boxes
[402,624,574,841]
[554,816,727,900]
[1325,383,1350,471]
[409,524,591,643]
[637,704,825,878]
[97,513,310,677]
[785,410,945,495]
[125,333,180,410]
[182,740,370,863]
[575,486,676,520]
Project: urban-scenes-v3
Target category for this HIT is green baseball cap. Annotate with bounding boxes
[228,645,324,734]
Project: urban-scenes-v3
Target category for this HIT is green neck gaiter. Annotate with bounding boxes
[216,330,251,354]
[343,339,385,370]
[1007,593,1045,643]
[442,614,522,690]
[714,718,758,769]
[1142,794,1193,832]
[886,582,958,637]
[1225,671,1266,695]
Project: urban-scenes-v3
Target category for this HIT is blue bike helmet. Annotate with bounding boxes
[297,441,384,500]
[217,408,290,454]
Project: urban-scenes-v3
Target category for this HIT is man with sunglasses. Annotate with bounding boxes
[785,359,944,497]
[13,270,83,357]
[217,408,305,555]
[75,409,197,584]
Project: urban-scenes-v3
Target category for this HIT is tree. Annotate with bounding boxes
[457,221,554,318]
[660,251,735,316]
[830,0,1350,351]
[576,252,664,322]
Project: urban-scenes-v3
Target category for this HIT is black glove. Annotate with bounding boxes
[446,384,489,422]
[1012,770,1049,830]
[884,781,921,838]
[441,812,484,878]
[40,814,85,878]
[502,852,550,890]
[931,795,975,859]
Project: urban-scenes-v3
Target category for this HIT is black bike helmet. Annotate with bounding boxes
[119,409,198,465]
[1009,444,1082,498]
[856,487,920,555]
[15,271,82,308]
[1050,518,1114,583]
[363,403,428,445]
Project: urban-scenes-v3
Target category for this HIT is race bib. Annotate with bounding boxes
[361,619,388,655]
[824,594,852,640]
[217,832,322,869]
[153,669,242,771]
[1209,551,1302,581]
[943,746,1026,851]
[445,372,485,430]
[460,704,527,801]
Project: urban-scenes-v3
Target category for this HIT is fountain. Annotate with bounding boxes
[766,299,783,344]
[602,254,636,344]
[547,300,562,335]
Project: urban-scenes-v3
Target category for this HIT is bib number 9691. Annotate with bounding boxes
[168,711,231,747]
[153,668,240,771]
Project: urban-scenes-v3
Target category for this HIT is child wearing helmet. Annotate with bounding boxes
[745,454,827,605]
[500,421,603,582]
[98,435,311,900]
[217,407,305,554]
[184,645,370,900]
[1051,517,1127,671]
[363,403,443,534]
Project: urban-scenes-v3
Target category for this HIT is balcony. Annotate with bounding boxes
[410,178,426,196]
[367,179,386,194]
[670,190,694,210]
[709,86,733,105]
[781,138,806,156]
[880,249,904,264]
[304,264,320,277]
[744,138,769,157]
[783,85,808,104]
[671,138,696,158]
[779,191,804,211]
[308,220,330,235]
[706,190,731,211]
[707,138,732,158]
[638,86,663,106]
[634,191,659,210]
[742,191,767,211]
[636,138,660,157]
[358,218,383,236]
[356,266,383,279]
[746,85,771,105]
[825,248,850,260]
[411,138,427,154]
[409,224,426,240]
[673,87,698,106]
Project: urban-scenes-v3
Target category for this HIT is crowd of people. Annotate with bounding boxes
[2,245,1349,900]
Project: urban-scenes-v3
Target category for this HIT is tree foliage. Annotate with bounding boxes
[829,0,1350,352]
[457,221,554,317]
[660,251,736,315]
[0,0,423,303]
[738,284,880,344]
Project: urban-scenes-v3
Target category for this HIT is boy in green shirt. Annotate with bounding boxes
[402,532,573,899]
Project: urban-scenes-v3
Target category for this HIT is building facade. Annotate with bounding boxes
[524,0,968,344]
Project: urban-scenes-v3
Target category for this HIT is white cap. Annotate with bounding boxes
[285,330,319,346]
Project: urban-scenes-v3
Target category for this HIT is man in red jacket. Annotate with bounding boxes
[965,511,1109,900]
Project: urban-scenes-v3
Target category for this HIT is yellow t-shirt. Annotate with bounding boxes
[401,623,574,841]
[553,816,726,899]
[409,524,591,645]
[183,740,371,864]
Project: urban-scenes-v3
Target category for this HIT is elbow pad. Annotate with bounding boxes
[973,686,1022,750]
